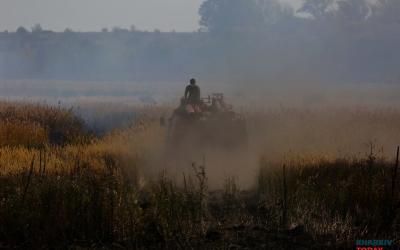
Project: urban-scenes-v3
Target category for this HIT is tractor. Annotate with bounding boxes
[166,93,247,149]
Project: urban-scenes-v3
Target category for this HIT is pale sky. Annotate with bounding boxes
[0,0,303,32]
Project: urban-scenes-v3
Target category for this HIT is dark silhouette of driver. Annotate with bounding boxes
[184,78,201,104]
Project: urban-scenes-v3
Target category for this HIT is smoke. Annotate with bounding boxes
[0,0,400,189]
[0,0,399,84]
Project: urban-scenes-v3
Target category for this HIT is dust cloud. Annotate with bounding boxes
[2,80,400,189]
[129,81,400,190]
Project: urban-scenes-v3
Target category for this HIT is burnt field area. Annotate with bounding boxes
[0,91,399,249]
[2,0,400,248]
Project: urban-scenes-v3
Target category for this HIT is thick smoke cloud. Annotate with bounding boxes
[0,0,398,84]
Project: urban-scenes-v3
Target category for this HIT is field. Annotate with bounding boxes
[0,80,400,249]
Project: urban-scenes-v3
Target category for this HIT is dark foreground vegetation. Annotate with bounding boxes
[0,102,399,249]
[1,154,399,249]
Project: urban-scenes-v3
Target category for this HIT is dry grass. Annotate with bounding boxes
[1,101,400,249]
[247,106,400,159]
[0,101,89,146]
[258,155,400,243]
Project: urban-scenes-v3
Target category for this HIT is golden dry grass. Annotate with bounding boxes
[0,101,399,248]
[0,116,163,177]
[0,101,88,146]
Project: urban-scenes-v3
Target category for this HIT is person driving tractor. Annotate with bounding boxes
[184,78,201,105]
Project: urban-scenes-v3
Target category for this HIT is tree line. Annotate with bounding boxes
[0,0,399,83]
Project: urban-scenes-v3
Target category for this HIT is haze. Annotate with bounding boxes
[0,0,302,32]
[0,0,398,84]
[0,0,203,32]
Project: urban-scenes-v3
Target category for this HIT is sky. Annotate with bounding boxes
[0,0,303,32]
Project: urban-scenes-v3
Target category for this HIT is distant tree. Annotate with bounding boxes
[31,23,43,33]
[199,0,265,32]
[101,28,108,33]
[64,28,73,33]
[16,26,28,34]
[259,0,295,26]
[129,25,137,32]
[371,0,400,25]
[336,0,371,22]
[112,26,128,33]
[298,0,371,22]
[297,0,336,20]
